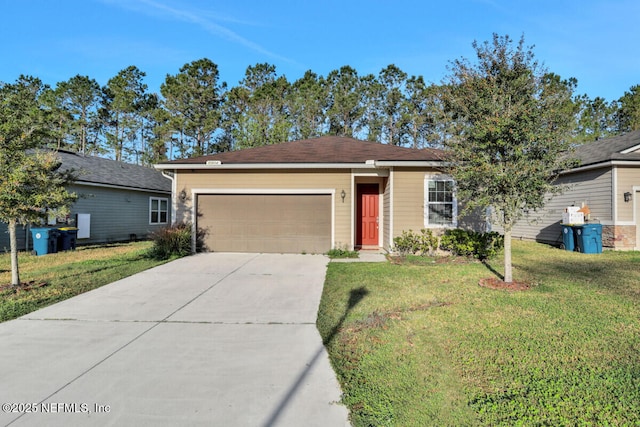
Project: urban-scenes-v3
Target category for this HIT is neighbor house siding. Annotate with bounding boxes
[0,226,29,253]
[69,184,170,244]
[615,166,640,222]
[175,168,352,250]
[506,167,613,246]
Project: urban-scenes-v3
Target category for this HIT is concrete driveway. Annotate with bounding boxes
[0,253,350,427]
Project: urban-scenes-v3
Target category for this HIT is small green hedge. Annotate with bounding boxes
[393,228,503,260]
[149,222,192,259]
[439,229,504,260]
[392,229,439,256]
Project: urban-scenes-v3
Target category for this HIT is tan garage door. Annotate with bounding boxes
[197,194,331,253]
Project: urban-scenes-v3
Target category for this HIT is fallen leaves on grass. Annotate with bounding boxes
[346,301,453,334]
[478,277,531,291]
[0,281,48,293]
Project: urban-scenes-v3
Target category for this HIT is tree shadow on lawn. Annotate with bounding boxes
[262,287,369,427]
[513,253,640,298]
[481,260,504,281]
[322,286,370,346]
[480,260,533,291]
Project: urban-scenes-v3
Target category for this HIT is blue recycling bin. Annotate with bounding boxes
[57,227,78,251]
[31,227,59,256]
[574,223,602,254]
[560,224,576,251]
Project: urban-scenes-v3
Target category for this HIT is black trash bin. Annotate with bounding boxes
[58,227,78,251]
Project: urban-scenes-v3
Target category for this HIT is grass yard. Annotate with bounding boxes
[0,241,168,322]
[317,240,640,426]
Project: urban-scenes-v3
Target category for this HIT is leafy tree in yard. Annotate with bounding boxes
[439,34,577,283]
[0,76,77,286]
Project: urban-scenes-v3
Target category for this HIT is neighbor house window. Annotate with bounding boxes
[150,197,169,224]
[425,175,457,227]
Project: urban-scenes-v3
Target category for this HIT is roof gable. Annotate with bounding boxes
[57,151,171,192]
[574,129,640,167]
[160,136,446,166]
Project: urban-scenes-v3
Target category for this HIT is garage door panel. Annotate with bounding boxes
[198,194,331,253]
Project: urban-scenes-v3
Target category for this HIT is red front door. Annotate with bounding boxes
[357,184,379,247]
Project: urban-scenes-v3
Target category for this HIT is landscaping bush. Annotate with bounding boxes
[439,228,503,260]
[150,222,192,259]
[392,229,439,256]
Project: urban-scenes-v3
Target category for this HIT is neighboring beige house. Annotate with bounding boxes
[155,136,467,254]
[508,130,640,250]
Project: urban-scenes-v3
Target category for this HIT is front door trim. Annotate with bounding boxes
[356,183,380,248]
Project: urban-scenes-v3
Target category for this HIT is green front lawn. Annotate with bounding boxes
[0,242,168,322]
[317,241,640,426]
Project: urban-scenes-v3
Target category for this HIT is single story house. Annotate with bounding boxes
[0,150,172,252]
[508,130,640,250]
[155,136,482,254]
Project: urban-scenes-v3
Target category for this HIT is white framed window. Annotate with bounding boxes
[150,197,169,225]
[424,175,457,227]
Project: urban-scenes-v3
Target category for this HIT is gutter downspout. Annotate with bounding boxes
[162,170,197,254]
[161,171,177,226]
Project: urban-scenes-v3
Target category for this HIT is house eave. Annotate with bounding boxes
[72,180,171,194]
[374,160,447,168]
[154,160,444,171]
[561,159,640,175]
[620,143,640,154]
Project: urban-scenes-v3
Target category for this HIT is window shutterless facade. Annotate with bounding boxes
[149,197,169,224]
[424,175,457,227]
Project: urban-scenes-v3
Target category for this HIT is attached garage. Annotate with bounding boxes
[197,193,332,253]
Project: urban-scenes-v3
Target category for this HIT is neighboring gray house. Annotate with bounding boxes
[508,130,640,250]
[0,151,172,252]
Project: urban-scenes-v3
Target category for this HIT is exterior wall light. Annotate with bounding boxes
[340,189,346,203]
[624,192,632,203]
[179,190,187,202]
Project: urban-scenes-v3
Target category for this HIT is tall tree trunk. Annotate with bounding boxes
[81,110,87,155]
[504,228,512,283]
[9,220,20,286]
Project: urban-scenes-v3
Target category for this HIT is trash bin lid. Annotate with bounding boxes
[58,227,78,231]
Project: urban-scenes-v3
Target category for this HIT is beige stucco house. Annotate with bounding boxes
[155,136,461,254]
[508,130,640,250]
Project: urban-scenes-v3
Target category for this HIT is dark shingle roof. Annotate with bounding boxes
[57,151,171,193]
[574,130,640,167]
[161,136,446,165]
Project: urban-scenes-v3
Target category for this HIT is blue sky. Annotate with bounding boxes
[1,0,638,102]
